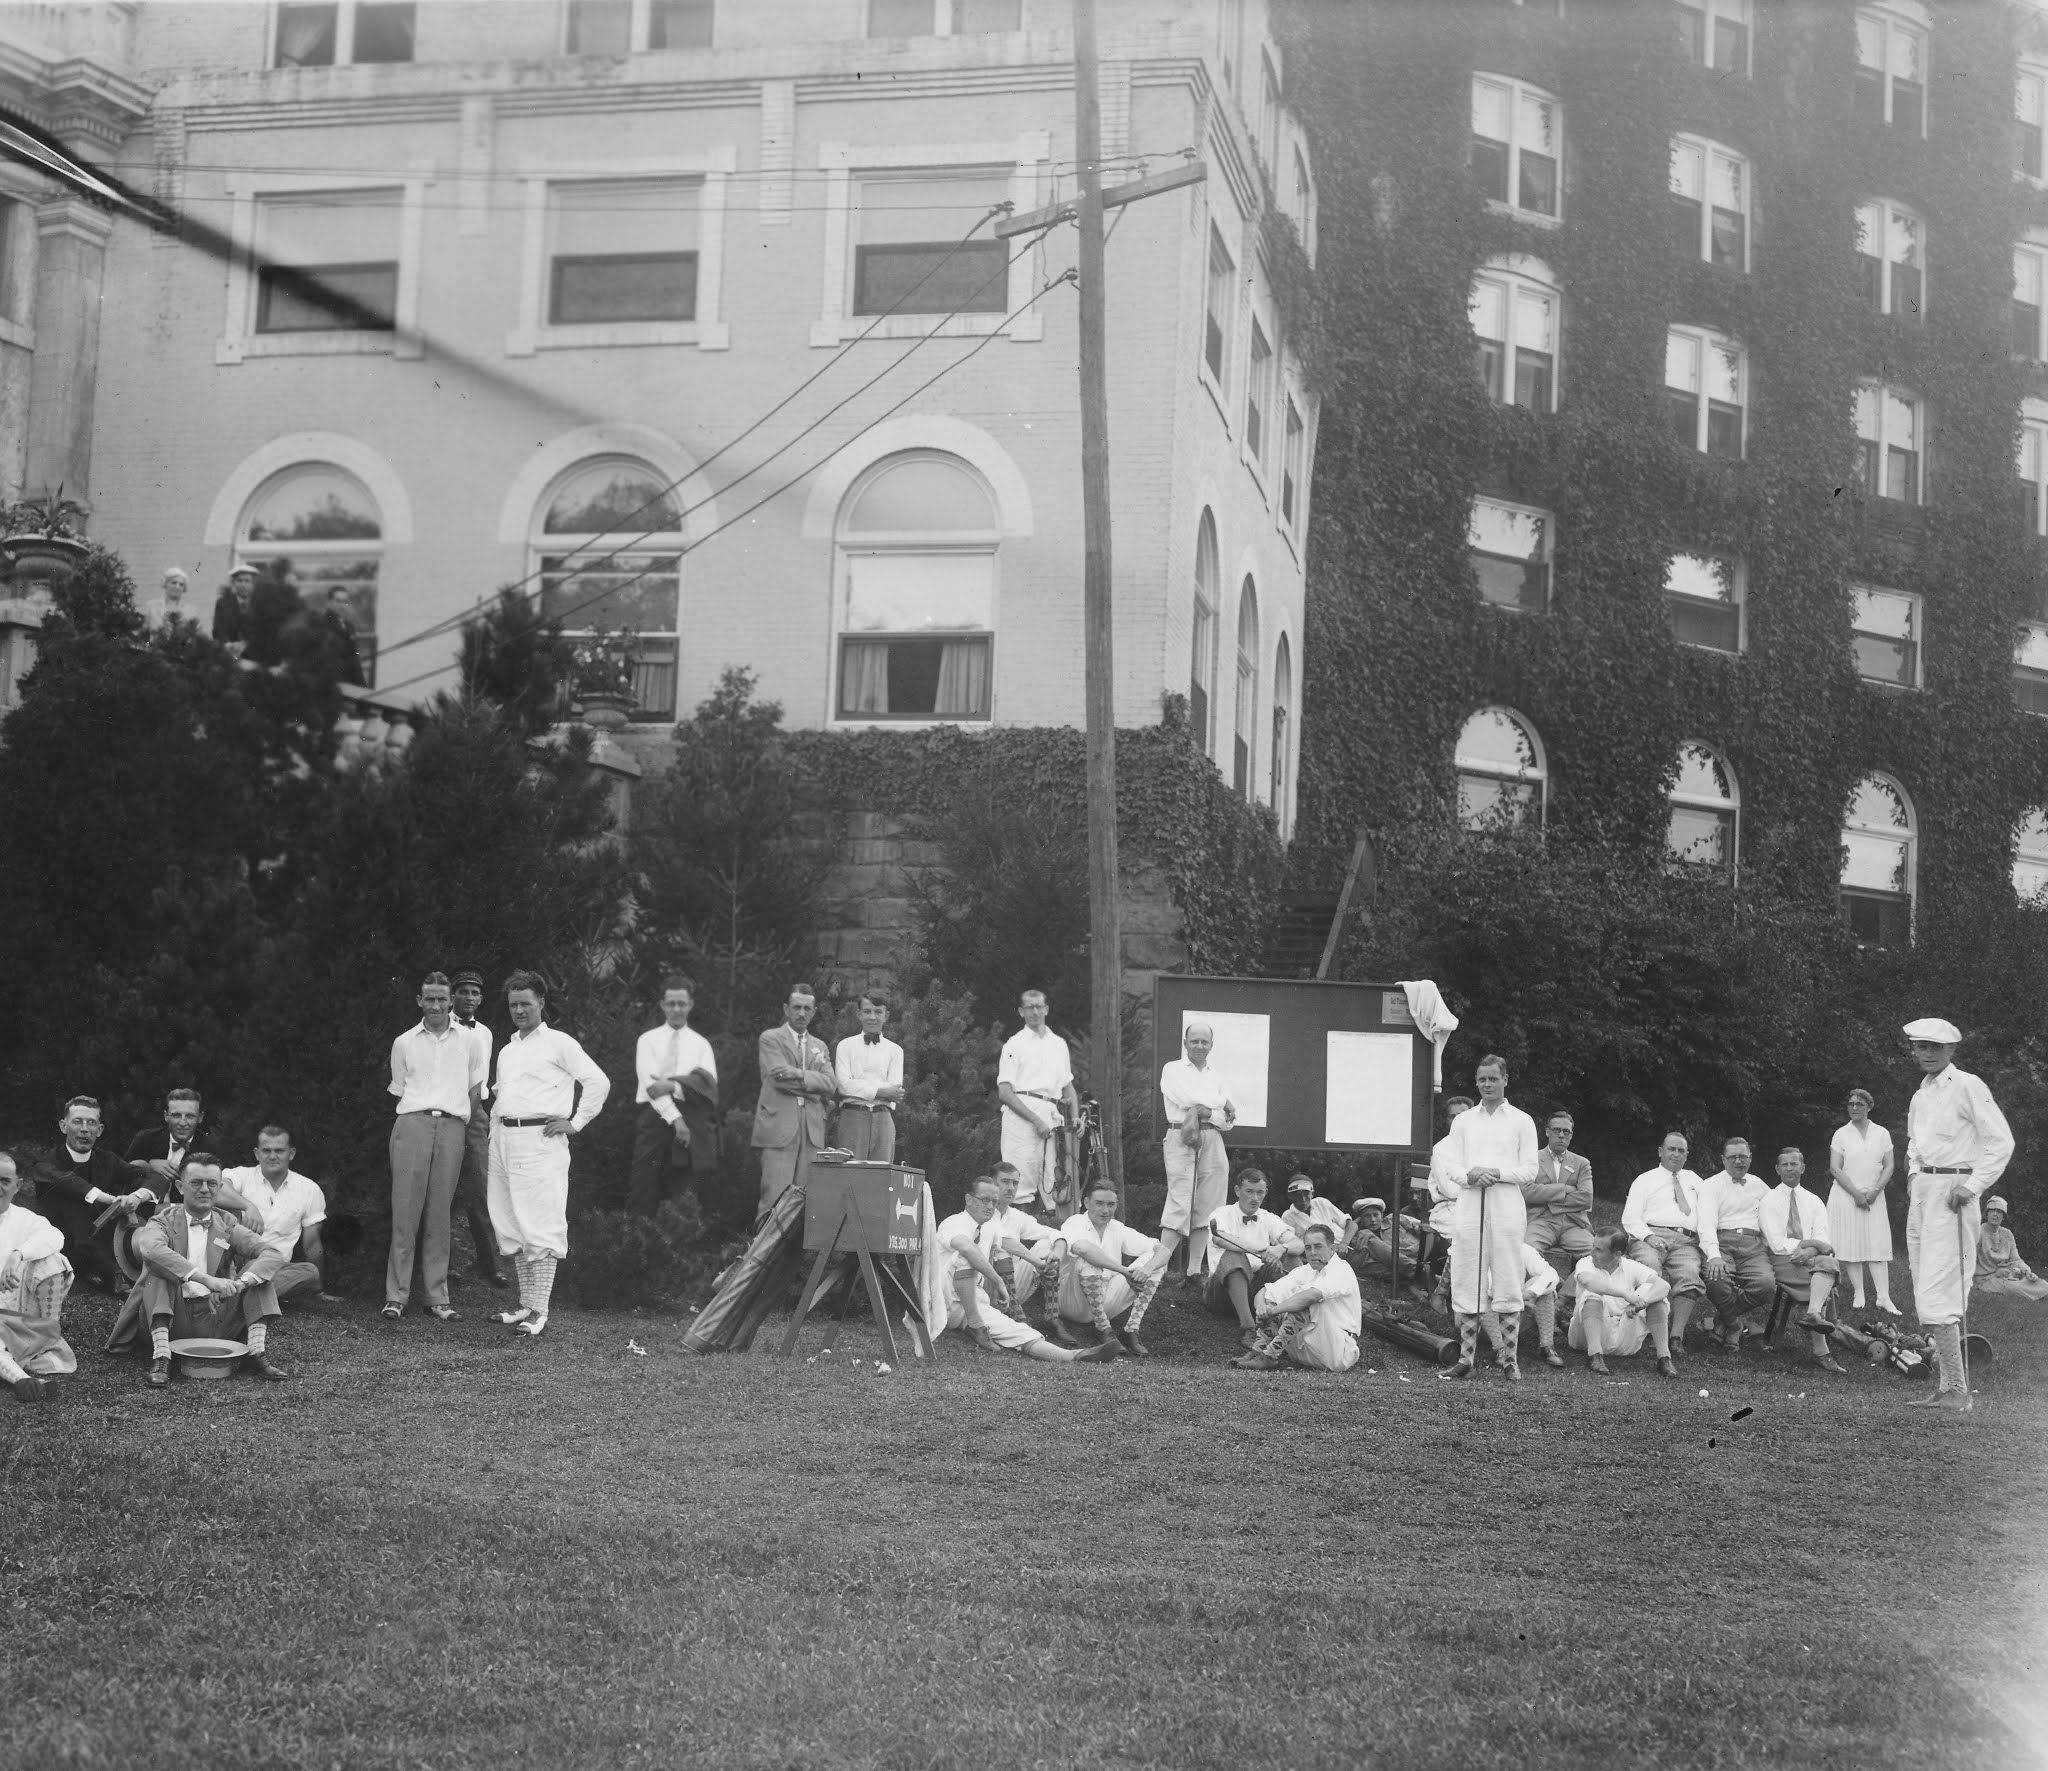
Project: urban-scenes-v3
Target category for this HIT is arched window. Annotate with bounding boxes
[1270,632,1293,828]
[1470,255,1559,412]
[1191,512,1219,753]
[1456,705,1545,829]
[1841,771,1915,948]
[1234,577,1260,799]
[2014,807,2048,904]
[237,464,383,683]
[834,450,996,721]
[1667,741,1739,878]
[531,456,684,720]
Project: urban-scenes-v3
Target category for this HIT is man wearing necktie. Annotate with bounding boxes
[833,991,905,1163]
[1521,1109,1595,1297]
[629,976,721,1216]
[751,983,838,1222]
[1762,1147,1847,1374]
[449,967,505,1287]
[1620,1132,1708,1358]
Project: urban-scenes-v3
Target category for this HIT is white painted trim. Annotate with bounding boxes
[504,150,736,355]
[809,132,1048,347]
[203,432,415,546]
[798,415,1033,539]
[495,423,720,546]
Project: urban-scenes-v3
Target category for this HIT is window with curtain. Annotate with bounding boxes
[1204,224,1235,385]
[531,457,683,720]
[1675,0,1750,74]
[1192,512,1219,753]
[2019,401,2048,535]
[2015,238,2048,360]
[547,179,699,324]
[1666,741,1739,877]
[1245,321,1274,471]
[238,464,384,684]
[836,452,997,721]
[254,189,402,332]
[1469,496,1553,613]
[1854,199,1925,320]
[1282,400,1307,534]
[2021,62,2048,181]
[1470,258,1559,412]
[1233,580,1260,798]
[1456,706,1546,830]
[852,171,1011,316]
[1850,586,1921,688]
[1840,772,1915,947]
[1270,633,1292,825]
[2013,806,2048,901]
[274,2,416,67]
[1471,74,1561,219]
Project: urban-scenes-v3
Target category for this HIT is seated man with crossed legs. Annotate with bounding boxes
[989,1164,1065,1336]
[1762,1146,1848,1375]
[1571,1230,1677,1377]
[1204,1169,1304,1347]
[1231,1224,1362,1371]
[939,1176,1113,1364]
[1055,1182,1166,1355]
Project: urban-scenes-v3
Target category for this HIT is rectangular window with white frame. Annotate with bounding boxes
[1469,497,1553,613]
[1260,55,1282,175]
[1854,199,1924,320]
[1204,222,1235,389]
[1471,74,1561,220]
[812,135,1045,347]
[507,154,732,355]
[0,194,25,343]
[564,0,714,53]
[1851,585,1922,687]
[1281,398,1306,536]
[1675,0,1751,75]
[1854,4,1927,135]
[1669,136,1748,271]
[1665,326,1745,458]
[1244,319,1274,480]
[2022,63,2048,181]
[2019,404,2048,536]
[2016,623,2048,716]
[1853,381,1924,504]
[273,1,416,66]
[2016,239,2048,359]
[1664,552,1743,652]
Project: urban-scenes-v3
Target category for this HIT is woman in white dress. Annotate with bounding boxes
[1828,1088,1898,1313]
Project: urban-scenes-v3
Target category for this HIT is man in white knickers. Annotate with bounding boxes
[1435,1056,1538,1381]
[1570,1230,1677,1377]
[997,990,1077,1212]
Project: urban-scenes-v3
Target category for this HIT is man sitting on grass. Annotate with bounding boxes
[1281,1175,1352,1265]
[990,1165,1065,1337]
[1055,1182,1166,1356]
[1761,1147,1848,1375]
[107,1155,288,1387]
[1570,1230,1677,1378]
[1517,1242,1565,1368]
[940,1177,1113,1365]
[222,1125,335,1307]
[1231,1224,1361,1371]
[1204,1169,1303,1347]
[0,1150,73,1401]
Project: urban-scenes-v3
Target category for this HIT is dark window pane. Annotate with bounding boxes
[1478,339,1505,402]
[1707,399,1742,458]
[1853,631,1913,683]
[1206,311,1225,378]
[1246,401,1263,460]
[1672,194,1702,258]
[1856,252,1882,310]
[1190,680,1208,744]
[540,555,679,633]
[1668,594,1739,650]
[2015,668,2048,716]
[549,251,698,323]
[1712,17,1746,72]
[1842,889,1907,948]
[2024,122,2044,180]
[1473,137,1509,204]
[2026,479,2041,537]
[1892,79,1922,135]
[2017,300,2040,359]
[838,637,990,718]
[1670,389,1699,448]
[1892,262,1922,320]
[869,0,935,34]
[1234,734,1249,795]
[1676,4,1704,62]
[1709,206,1744,270]
[566,0,630,52]
[256,262,397,332]
[648,0,714,47]
[1854,439,1879,496]
[352,2,416,62]
[1885,445,1918,503]
[853,240,1008,315]
[1281,468,1296,525]
[1474,550,1541,609]
[1519,151,1557,215]
[1513,348,1552,411]
[1853,67,1884,120]
[956,0,1022,28]
[275,2,338,66]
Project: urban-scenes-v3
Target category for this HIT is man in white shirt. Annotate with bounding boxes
[1620,1131,1708,1356]
[1232,1224,1362,1371]
[1281,1174,1352,1265]
[629,974,721,1216]
[1697,1136,1779,1354]
[997,990,1077,1212]
[1419,1094,1474,1309]
[385,971,483,1322]
[939,1176,1114,1363]
[990,1164,1065,1335]
[1435,1056,1539,1382]
[489,969,611,1338]
[1157,1022,1236,1280]
[222,1125,330,1306]
[1761,1147,1848,1375]
[1902,1016,2013,1411]
[450,967,505,1289]
[0,1151,73,1399]
[1570,1230,1677,1377]
[834,991,905,1163]
[1205,1169,1304,1342]
[1054,1182,1165,1354]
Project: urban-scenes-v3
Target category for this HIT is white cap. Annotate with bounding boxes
[1350,1196,1387,1214]
[1985,1196,2009,1214]
[1902,1017,1963,1043]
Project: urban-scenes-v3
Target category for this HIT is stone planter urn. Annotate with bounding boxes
[2,533,89,589]
[572,689,633,730]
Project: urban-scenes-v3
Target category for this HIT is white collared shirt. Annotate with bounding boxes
[1283,1196,1351,1244]
[1573,1254,1670,1310]
[1159,1057,1234,1125]
[1255,1255,1362,1337]
[835,1032,904,1102]
[389,1019,482,1118]
[221,1165,326,1262]
[1621,1166,1704,1238]
[1440,1100,1540,1189]
[1905,1064,2014,1198]
[1761,1184,1832,1257]
[1695,1169,1767,1260]
[1204,1202,1300,1274]
[935,1209,999,1279]
[636,1021,719,1125]
[1056,1213,1157,1270]
[995,1205,1056,1252]
[999,1025,1073,1101]
[495,1021,611,1131]
[456,1015,495,1104]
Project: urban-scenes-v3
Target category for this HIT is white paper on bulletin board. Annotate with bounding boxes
[1324,1031,1415,1146]
[1180,1009,1271,1130]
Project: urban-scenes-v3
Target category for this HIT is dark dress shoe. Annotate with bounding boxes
[1587,1354,1611,1375]
[1540,1345,1565,1367]
[1116,1329,1151,1357]
[1797,1313,1838,1336]
[244,1354,290,1382]
[147,1357,171,1388]
[1050,1315,1081,1347]
[478,1267,510,1289]
[1814,1355,1848,1374]
[1073,1342,1117,1363]
[11,1374,45,1402]
[1438,1359,1474,1381]
[1657,1356,1681,1378]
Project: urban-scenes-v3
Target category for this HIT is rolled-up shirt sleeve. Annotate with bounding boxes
[1964,1076,2015,1197]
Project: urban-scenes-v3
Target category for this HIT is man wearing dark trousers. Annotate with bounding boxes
[32,1097,158,1293]
[450,968,506,1287]
[630,976,721,1216]
[124,1089,207,1194]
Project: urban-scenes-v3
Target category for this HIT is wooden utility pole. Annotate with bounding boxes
[1072,0,1124,1203]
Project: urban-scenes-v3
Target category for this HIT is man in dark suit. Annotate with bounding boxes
[125,1088,206,1193]
[751,983,836,1224]
[1523,1109,1596,1310]
[32,1096,159,1293]
[211,563,254,648]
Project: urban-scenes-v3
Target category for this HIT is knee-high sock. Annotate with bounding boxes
[246,1321,267,1355]
[529,1253,557,1317]
[1456,1313,1480,1365]
[1532,1292,1557,1349]
[1184,1227,1211,1275]
[1076,1269,1113,1333]
[1479,1311,1509,1357]
[1124,1268,1163,1333]
[1848,1262,1868,1306]
[1932,1320,1964,1392]
[512,1253,535,1312]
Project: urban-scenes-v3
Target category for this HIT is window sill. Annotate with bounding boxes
[1199,367,1233,436]
[830,714,995,728]
[1676,638,1744,657]
[810,311,1040,348]
[1484,200,1563,230]
[218,329,422,365]
[1856,674,1923,693]
[0,315,32,351]
[507,319,728,356]
[1242,451,1272,508]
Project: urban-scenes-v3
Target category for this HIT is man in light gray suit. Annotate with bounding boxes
[751,983,838,1224]
[1523,1109,1595,1303]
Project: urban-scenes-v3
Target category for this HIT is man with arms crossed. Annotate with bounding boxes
[1620,1132,1707,1358]
[1522,1110,1594,1297]
[938,1176,1113,1364]
[222,1126,332,1306]
[998,989,1077,1213]
[490,971,610,1338]
[1435,1057,1538,1382]
[1901,1016,2013,1411]
[1231,1223,1361,1371]
[1761,1147,1848,1375]
[1055,1182,1166,1355]
[385,971,481,1321]
[1697,1136,1779,1354]
[631,975,720,1216]
[834,991,905,1163]
[1157,1021,1236,1282]
[752,983,836,1223]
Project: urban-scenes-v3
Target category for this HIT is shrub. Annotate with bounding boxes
[559,1197,727,1312]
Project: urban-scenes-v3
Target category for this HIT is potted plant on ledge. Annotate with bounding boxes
[568,627,640,728]
[1,487,92,590]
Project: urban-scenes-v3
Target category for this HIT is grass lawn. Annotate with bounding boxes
[7,1261,2046,1771]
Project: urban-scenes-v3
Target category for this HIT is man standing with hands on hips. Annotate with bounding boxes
[752,983,836,1223]
[490,971,610,1337]
[1901,1017,2012,1411]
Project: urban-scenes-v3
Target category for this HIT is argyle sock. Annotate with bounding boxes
[151,1324,171,1359]
[1533,1293,1557,1350]
[1479,1311,1509,1360]
[1077,1270,1113,1333]
[245,1322,267,1355]
[528,1254,557,1317]
[512,1254,535,1313]
[1456,1313,1479,1366]
[1123,1267,1163,1333]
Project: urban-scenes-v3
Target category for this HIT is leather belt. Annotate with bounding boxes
[401,1108,459,1119]
[838,1101,893,1111]
[497,1116,552,1127]
[1918,1165,1971,1175]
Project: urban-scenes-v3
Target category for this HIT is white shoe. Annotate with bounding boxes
[515,1315,547,1337]
[496,1307,534,1327]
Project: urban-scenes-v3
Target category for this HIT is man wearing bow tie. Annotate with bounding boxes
[630,975,722,1216]
[834,991,905,1163]
[124,1089,207,1194]
[751,983,838,1221]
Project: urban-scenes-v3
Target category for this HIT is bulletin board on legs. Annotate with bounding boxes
[1149,976,1432,1154]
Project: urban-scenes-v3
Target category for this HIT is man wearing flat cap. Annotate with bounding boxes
[1901,1017,2013,1411]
